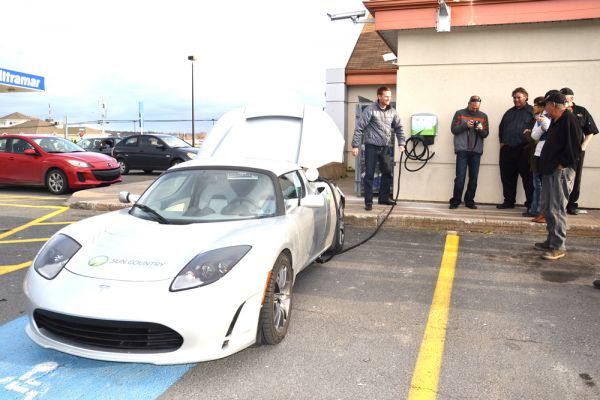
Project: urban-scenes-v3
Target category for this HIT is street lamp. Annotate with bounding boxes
[188,55,196,147]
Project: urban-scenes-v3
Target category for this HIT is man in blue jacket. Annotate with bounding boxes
[497,87,535,209]
[449,95,489,209]
[352,87,406,211]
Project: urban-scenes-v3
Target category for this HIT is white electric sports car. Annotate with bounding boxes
[23,104,346,364]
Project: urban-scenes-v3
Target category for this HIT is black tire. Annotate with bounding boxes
[143,170,153,174]
[117,158,129,175]
[170,159,183,167]
[259,253,293,345]
[46,169,69,195]
[330,201,345,254]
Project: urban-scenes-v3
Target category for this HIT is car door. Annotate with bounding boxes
[279,171,319,268]
[5,138,43,184]
[116,136,142,168]
[139,135,171,170]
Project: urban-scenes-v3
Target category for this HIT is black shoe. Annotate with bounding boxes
[449,204,458,209]
[378,200,397,206]
[465,203,477,209]
[496,203,515,209]
[365,204,372,211]
[522,211,538,217]
[567,208,579,215]
[534,241,550,251]
[593,280,600,289]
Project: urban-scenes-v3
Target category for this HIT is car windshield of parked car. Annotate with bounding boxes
[161,136,192,148]
[132,168,277,223]
[34,137,85,153]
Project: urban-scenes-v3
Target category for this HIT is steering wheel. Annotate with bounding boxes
[222,197,259,216]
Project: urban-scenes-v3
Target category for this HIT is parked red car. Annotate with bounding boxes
[0,134,122,194]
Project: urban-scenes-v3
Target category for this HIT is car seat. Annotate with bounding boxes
[221,178,259,216]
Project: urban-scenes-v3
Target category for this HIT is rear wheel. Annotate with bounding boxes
[117,158,129,175]
[330,202,345,254]
[46,169,69,195]
[170,159,183,167]
[259,253,293,345]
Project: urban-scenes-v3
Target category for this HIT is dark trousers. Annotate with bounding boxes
[450,151,481,206]
[567,151,585,211]
[499,144,533,207]
[363,143,393,206]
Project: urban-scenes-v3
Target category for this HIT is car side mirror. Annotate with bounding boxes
[300,194,324,208]
[24,149,38,156]
[119,191,140,204]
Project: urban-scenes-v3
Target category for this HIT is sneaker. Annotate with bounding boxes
[542,249,565,260]
[534,241,550,251]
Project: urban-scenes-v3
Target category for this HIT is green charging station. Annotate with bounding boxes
[411,113,438,145]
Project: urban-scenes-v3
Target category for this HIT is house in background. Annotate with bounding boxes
[328,0,600,208]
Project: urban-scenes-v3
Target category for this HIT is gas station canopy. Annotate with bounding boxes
[0,67,45,93]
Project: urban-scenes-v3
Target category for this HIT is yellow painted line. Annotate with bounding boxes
[0,203,66,210]
[407,231,460,400]
[0,238,50,244]
[0,206,69,240]
[34,221,75,226]
[0,261,32,275]
[0,194,66,201]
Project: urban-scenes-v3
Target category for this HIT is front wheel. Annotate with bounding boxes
[46,169,69,195]
[170,159,183,167]
[259,253,293,345]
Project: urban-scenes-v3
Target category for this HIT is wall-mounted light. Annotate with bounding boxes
[436,0,451,32]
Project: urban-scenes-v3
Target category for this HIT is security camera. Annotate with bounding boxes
[382,53,397,62]
[327,10,366,21]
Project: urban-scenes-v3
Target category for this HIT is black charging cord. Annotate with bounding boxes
[317,135,434,263]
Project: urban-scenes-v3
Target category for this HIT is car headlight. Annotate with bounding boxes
[170,245,251,291]
[67,160,92,168]
[33,234,81,280]
[185,152,197,159]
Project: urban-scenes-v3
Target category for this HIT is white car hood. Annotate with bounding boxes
[199,104,344,169]
[61,210,275,282]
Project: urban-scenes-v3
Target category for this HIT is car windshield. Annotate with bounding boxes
[132,168,277,223]
[161,135,192,148]
[34,137,85,153]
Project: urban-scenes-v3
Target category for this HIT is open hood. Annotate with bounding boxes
[199,104,344,169]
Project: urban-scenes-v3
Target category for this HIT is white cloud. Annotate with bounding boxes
[1,0,364,132]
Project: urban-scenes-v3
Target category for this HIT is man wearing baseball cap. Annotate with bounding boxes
[560,87,598,215]
[534,91,582,260]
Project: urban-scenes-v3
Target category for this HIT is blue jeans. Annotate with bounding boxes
[450,151,481,206]
[529,172,542,215]
[363,143,393,206]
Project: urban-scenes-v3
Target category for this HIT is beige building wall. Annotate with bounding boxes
[392,19,600,208]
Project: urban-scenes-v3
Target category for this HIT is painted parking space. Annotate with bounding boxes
[0,196,71,276]
[0,318,194,400]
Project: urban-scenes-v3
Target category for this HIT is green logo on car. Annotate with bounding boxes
[88,256,109,267]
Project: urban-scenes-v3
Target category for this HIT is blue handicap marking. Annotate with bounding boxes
[0,317,194,400]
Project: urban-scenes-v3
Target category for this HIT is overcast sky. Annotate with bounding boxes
[0,0,366,133]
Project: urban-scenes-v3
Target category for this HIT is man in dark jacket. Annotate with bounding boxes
[352,86,406,211]
[560,88,599,215]
[497,87,535,209]
[449,95,489,209]
[534,91,582,260]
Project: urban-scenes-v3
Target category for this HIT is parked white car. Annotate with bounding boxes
[23,104,346,364]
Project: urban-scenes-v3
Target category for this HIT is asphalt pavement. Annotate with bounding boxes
[66,175,600,238]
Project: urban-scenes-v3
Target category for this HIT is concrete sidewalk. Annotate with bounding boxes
[67,176,600,238]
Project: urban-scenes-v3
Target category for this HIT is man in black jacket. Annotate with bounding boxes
[560,87,599,215]
[534,91,582,260]
[497,87,535,209]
